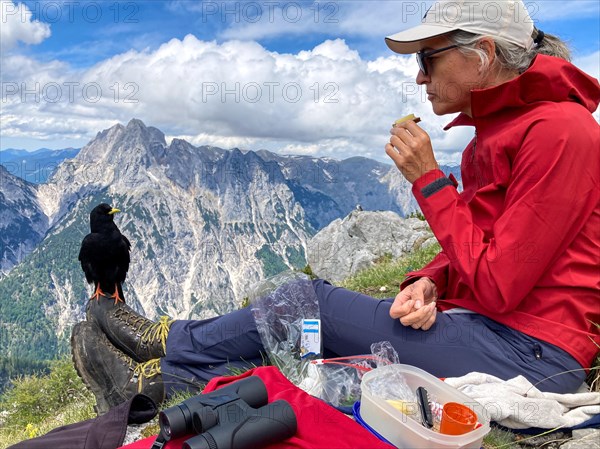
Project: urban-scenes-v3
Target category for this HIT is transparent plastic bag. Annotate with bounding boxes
[300,356,375,407]
[249,276,413,408]
[248,271,321,386]
[363,364,416,403]
[363,364,420,422]
[299,341,403,407]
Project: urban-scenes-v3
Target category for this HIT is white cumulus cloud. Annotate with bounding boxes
[1,35,470,163]
[0,0,51,51]
[2,33,597,164]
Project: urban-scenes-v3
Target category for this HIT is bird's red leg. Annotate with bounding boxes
[90,284,106,301]
[110,283,124,305]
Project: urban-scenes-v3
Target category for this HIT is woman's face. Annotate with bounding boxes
[416,36,485,117]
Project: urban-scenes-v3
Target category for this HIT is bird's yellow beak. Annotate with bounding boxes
[108,208,121,215]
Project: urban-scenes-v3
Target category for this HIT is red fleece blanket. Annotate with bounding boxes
[120,366,394,449]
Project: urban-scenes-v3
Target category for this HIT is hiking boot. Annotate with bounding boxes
[71,321,165,415]
[86,293,172,363]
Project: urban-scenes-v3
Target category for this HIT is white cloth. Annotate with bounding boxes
[444,372,600,429]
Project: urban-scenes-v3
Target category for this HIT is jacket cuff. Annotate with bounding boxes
[413,169,455,199]
[401,273,445,298]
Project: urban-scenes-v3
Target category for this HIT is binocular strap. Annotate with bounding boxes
[150,433,167,449]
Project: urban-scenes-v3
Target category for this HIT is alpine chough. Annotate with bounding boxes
[79,203,131,303]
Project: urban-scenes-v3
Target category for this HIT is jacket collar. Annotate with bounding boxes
[444,54,600,130]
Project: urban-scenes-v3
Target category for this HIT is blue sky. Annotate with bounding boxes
[1,0,599,164]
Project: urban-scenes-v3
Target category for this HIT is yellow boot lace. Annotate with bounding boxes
[139,316,173,355]
[114,308,173,355]
[133,358,162,393]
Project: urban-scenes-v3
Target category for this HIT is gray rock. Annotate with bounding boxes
[307,210,436,282]
[560,429,600,449]
[516,431,570,449]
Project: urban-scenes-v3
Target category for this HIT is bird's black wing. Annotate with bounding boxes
[115,234,131,284]
[78,233,100,284]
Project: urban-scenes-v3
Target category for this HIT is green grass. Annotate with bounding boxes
[0,357,266,448]
[0,359,95,449]
[481,427,519,449]
[339,243,441,297]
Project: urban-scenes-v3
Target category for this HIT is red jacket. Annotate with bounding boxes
[403,55,600,370]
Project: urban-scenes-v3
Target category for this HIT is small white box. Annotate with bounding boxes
[360,364,490,449]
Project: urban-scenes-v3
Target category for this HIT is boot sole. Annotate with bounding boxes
[71,322,111,415]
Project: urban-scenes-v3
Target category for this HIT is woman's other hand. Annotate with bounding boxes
[389,277,438,330]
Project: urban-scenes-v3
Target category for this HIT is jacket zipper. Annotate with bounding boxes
[470,131,477,163]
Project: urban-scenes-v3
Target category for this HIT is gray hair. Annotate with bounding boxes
[448,30,571,74]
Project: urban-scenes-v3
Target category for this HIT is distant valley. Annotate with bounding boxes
[1,148,80,184]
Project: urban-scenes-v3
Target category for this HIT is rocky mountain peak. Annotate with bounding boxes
[1,119,463,364]
[38,120,166,224]
[125,118,165,143]
[74,119,166,165]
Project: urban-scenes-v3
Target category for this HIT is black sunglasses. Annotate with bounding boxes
[416,44,460,76]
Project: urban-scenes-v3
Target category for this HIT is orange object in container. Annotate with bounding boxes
[439,402,478,436]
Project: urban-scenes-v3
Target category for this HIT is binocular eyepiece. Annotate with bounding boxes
[159,376,297,449]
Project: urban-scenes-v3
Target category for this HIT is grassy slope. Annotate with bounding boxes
[0,359,95,448]
[2,243,597,449]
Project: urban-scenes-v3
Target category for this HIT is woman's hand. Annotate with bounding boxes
[385,121,439,184]
[389,277,438,330]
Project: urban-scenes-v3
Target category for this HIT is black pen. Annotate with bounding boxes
[416,386,434,429]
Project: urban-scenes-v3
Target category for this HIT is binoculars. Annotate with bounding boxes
[158,376,297,449]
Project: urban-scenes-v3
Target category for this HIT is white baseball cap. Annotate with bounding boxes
[385,0,537,54]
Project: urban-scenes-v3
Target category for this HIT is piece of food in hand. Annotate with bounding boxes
[393,114,421,127]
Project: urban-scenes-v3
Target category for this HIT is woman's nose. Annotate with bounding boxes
[416,69,429,85]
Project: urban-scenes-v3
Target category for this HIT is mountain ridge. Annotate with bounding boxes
[0,118,460,363]
[0,147,80,184]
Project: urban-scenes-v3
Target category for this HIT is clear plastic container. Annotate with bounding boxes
[360,364,490,449]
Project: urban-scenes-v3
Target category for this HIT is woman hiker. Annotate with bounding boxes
[72,0,600,414]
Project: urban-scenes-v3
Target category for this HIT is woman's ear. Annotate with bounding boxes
[478,37,497,69]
